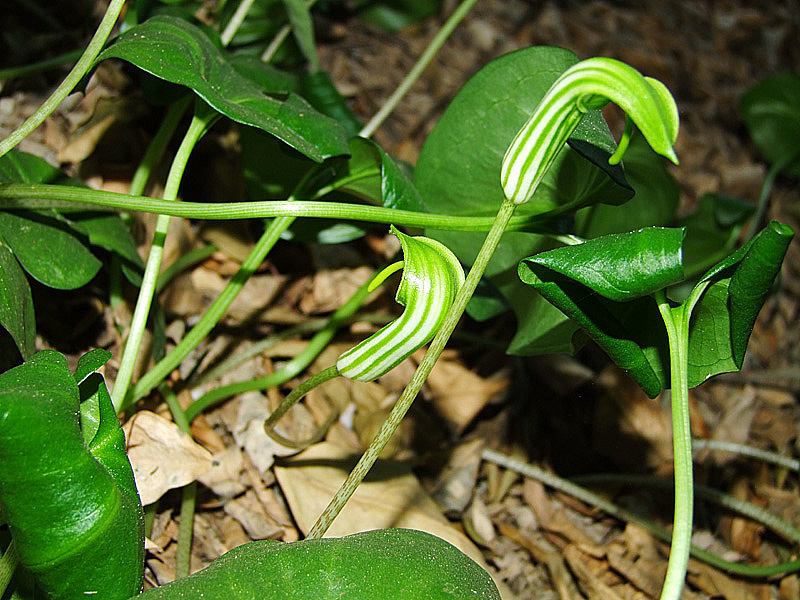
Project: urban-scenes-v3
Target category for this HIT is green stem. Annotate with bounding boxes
[185,276,374,421]
[358,0,479,138]
[307,198,517,539]
[655,290,693,600]
[111,107,216,412]
[263,365,340,449]
[692,438,800,472]
[0,48,84,81]
[0,183,553,232]
[0,0,126,159]
[220,0,256,46]
[0,541,18,598]
[481,449,800,578]
[163,383,195,580]
[123,215,294,410]
[129,96,193,197]
[156,244,218,293]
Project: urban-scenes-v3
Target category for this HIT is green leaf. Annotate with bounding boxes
[282,0,318,69]
[518,223,794,395]
[356,0,442,32]
[740,71,800,176]
[74,347,112,385]
[133,528,500,599]
[574,132,680,238]
[300,70,363,139]
[0,352,144,600]
[414,46,632,353]
[686,220,794,386]
[518,228,685,396]
[0,240,35,361]
[0,210,102,289]
[0,149,143,282]
[97,15,349,161]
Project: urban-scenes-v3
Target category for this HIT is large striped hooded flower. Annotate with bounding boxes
[501,56,680,205]
[336,226,465,382]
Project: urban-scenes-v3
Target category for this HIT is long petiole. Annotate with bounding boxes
[0,0,126,158]
[654,289,693,600]
[0,183,558,232]
[307,197,518,539]
[111,105,218,411]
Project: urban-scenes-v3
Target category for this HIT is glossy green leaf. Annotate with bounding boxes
[740,72,800,176]
[0,149,144,281]
[518,223,793,395]
[133,528,500,599]
[74,347,112,385]
[0,240,35,361]
[0,352,144,600]
[518,228,685,396]
[97,15,349,161]
[414,46,632,353]
[686,220,793,386]
[0,210,102,289]
[300,70,363,138]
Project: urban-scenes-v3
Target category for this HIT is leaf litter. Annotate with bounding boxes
[11,0,800,598]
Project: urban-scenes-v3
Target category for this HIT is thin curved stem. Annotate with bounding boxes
[220,0,256,46]
[263,365,340,449]
[692,438,800,472]
[481,449,800,578]
[359,0,479,138]
[186,275,376,421]
[111,106,216,411]
[307,198,518,539]
[655,290,693,600]
[0,0,126,158]
[0,183,556,232]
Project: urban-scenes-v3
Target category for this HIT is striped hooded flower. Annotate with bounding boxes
[501,56,680,205]
[337,226,465,381]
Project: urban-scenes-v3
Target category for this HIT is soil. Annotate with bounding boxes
[1,1,799,599]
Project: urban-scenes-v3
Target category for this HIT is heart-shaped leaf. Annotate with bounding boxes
[740,71,800,176]
[518,223,793,395]
[133,528,499,599]
[97,15,349,161]
[413,46,632,353]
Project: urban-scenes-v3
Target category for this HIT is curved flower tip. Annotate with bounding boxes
[336,226,465,382]
[501,56,680,205]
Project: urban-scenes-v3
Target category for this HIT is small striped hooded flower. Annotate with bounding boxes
[336,226,465,382]
[501,57,680,205]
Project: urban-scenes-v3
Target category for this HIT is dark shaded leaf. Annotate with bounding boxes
[740,71,800,176]
[97,15,349,161]
[0,240,35,360]
[134,529,499,600]
[0,210,101,289]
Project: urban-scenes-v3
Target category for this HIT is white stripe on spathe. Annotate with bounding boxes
[500,57,680,206]
[337,227,465,382]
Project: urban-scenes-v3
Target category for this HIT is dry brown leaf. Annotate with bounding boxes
[197,446,246,499]
[273,441,488,567]
[421,349,509,433]
[123,410,213,505]
[298,267,374,314]
[434,439,484,515]
[563,544,623,600]
[223,489,284,540]
[688,558,770,600]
